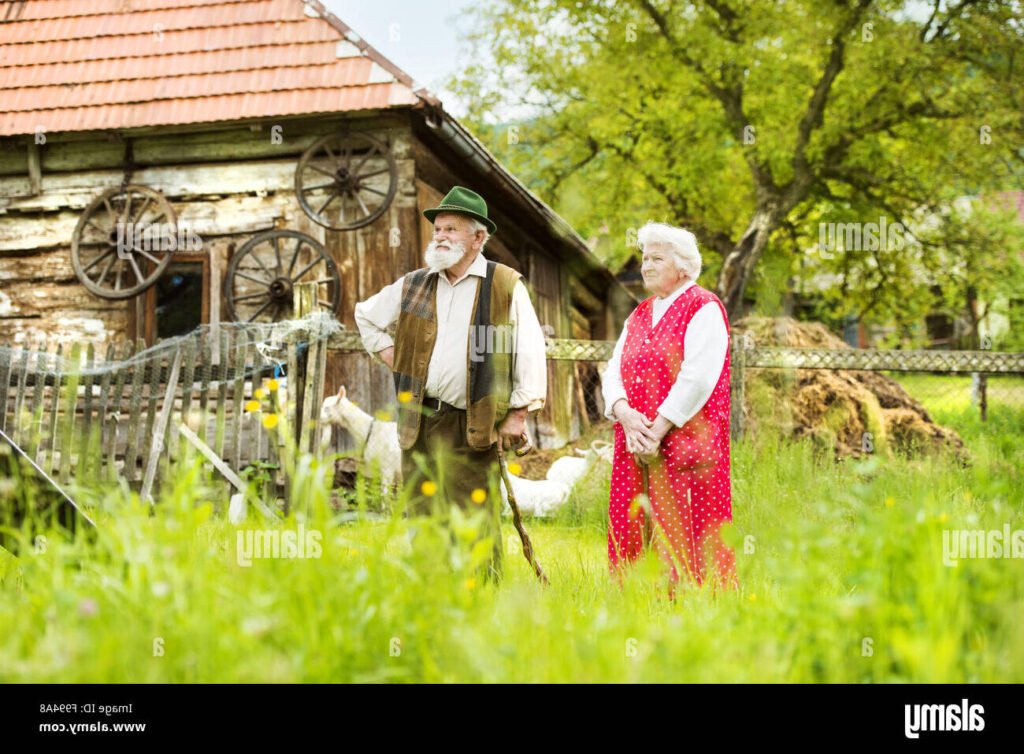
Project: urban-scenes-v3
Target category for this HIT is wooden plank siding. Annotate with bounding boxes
[1,110,622,453]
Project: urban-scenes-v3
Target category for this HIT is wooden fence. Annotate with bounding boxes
[0,327,324,504]
[3,320,1020,499]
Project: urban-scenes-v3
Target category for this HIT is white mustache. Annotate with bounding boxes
[425,240,466,272]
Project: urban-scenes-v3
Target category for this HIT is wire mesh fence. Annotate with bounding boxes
[322,332,1024,455]
[545,340,1024,457]
[888,372,1024,418]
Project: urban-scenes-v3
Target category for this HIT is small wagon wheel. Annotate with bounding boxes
[71,185,176,299]
[295,132,397,231]
[224,230,342,323]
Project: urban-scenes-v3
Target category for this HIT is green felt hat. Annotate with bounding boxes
[422,186,497,235]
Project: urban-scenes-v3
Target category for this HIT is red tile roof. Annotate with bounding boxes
[0,0,424,136]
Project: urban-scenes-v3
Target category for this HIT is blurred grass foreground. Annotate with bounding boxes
[1,376,1022,683]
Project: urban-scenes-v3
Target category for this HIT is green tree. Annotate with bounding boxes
[452,0,1024,319]
[921,197,1024,349]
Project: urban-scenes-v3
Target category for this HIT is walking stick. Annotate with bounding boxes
[497,434,549,586]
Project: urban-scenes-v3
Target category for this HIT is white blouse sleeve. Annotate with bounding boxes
[601,321,630,421]
[508,280,547,412]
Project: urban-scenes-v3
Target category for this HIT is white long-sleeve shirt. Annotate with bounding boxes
[601,281,728,427]
[354,251,547,412]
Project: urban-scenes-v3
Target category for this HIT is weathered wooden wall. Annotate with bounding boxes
[0,110,623,453]
[0,112,413,347]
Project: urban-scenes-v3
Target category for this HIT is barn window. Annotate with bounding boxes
[142,255,210,343]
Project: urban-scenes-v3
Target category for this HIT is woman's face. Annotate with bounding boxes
[641,241,687,297]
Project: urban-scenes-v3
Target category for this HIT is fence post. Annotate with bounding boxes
[141,350,182,505]
[294,283,325,456]
[730,335,746,441]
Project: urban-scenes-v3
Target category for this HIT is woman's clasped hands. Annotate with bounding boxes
[613,399,664,461]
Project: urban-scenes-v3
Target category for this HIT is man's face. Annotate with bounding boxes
[432,213,483,252]
[640,241,686,297]
[425,213,483,272]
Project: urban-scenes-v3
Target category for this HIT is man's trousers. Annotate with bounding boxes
[400,404,504,583]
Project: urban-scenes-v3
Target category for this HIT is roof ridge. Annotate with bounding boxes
[301,0,424,94]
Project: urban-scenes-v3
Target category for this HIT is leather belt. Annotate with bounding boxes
[422,396,461,413]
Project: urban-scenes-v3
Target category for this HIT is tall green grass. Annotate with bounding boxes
[1,396,1021,682]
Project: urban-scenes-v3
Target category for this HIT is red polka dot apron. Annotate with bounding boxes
[608,284,738,592]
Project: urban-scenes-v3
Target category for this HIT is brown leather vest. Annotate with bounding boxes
[392,259,521,450]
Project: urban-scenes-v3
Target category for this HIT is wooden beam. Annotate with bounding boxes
[177,421,276,519]
[569,277,603,314]
[140,349,180,504]
[26,142,41,196]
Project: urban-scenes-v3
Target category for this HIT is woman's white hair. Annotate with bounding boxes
[638,222,701,281]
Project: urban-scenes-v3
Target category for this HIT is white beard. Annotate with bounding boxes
[425,240,467,273]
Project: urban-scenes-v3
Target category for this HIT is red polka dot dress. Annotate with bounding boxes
[608,284,738,593]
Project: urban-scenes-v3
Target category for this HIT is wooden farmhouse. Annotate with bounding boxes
[0,0,634,452]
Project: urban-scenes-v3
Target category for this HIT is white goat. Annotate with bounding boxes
[545,441,613,487]
[499,475,570,518]
[320,386,402,487]
[319,387,608,517]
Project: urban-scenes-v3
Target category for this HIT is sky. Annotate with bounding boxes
[321,0,478,116]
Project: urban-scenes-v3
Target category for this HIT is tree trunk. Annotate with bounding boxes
[716,205,780,320]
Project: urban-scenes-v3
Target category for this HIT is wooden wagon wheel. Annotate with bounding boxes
[71,185,177,299]
[224,230,342,323]
[294,132,397,231]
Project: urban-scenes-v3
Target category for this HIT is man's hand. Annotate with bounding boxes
[377,346,394,369]
[497,407,529,452]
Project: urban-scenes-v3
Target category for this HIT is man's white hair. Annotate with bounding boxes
[464,216,490,249]
[638,222,701,281]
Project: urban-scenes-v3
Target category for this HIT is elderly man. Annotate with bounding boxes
[354,186,547,583]
[601,221,737,595]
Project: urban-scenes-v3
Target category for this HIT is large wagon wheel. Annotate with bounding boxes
[294,133,397,231]
[224,230,342,323]
[71,185,176,299]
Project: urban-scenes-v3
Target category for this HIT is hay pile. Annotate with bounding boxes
[736,317,967,460]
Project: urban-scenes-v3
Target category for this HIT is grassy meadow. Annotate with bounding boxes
[1,376,1022,683]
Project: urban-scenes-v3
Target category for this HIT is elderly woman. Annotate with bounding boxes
[602,222,737,593]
